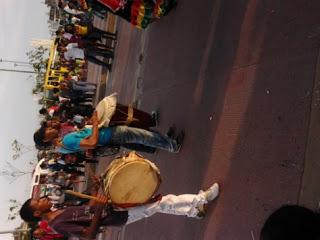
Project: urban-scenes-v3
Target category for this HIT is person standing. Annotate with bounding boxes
[59,43,113,70]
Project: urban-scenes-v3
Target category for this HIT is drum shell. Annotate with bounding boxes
[102,151,161,207]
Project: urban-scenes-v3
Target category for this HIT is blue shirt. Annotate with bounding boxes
[60,127,112,153]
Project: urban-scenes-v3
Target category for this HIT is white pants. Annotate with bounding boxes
[126,193,208,224]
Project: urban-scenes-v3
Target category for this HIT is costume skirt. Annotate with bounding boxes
[96,0,176,29]
[130,0,172,29]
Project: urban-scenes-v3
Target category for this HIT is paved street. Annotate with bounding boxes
[93,1,320,239]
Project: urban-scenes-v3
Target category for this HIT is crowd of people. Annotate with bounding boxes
[58,0,177,29]
[16,0,320,240]
[19,1,212,239]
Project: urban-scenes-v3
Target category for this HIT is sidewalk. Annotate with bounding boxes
[299,48,320,209]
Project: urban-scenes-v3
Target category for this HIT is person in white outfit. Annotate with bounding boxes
[126,183,219,223]
[19,183,219,239]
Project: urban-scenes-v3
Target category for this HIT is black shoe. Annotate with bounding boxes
[174,130,184,153]
[110,31,117,38]
[151,110,160,126]
[166,126,176,138]
[195,205,206,219]
[164,0,178,15]
[104,63,112,71]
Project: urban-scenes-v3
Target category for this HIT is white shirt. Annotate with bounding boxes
[48,109,55,117]
[71,75,79,81]
[62,32,73,40]
[63,5,85,15]
[64,43,85,60]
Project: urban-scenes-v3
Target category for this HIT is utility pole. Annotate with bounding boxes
[0,58,35,74]
[0,68,35,74]
[0,58,32,66]
[0,229,30,234]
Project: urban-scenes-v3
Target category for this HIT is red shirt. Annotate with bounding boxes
[48,106,60,117]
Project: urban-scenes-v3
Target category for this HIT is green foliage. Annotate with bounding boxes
[11,139,35,160]
[26,46,49,73]
[8,199,21,221]
[0,161,33,184]
[26,46,49,95]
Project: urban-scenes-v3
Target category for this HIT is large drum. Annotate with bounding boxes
[102,151,161,207]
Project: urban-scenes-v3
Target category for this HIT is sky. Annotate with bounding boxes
[0,1,51,239]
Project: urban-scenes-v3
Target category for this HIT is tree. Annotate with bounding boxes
[0,161,33,184]
[7,199,21,221]
[26,46,49,74]
[26,46,49,94]
[11,139,36,161]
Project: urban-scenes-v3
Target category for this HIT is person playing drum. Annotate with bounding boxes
[33,110,184,154]
[19,183,219,239]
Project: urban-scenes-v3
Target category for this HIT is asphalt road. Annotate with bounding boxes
[94,1,320,239]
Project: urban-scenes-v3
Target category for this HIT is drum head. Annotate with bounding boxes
[107,161,160,204]
[95,94,117,128]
